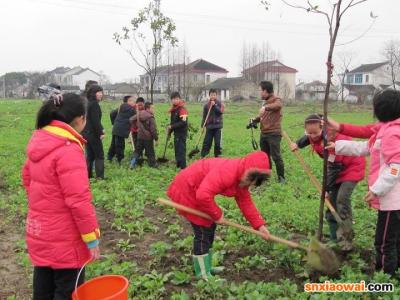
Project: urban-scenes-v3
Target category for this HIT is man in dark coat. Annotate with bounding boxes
[107,95,136,164]
[82,84,105,179]
[201,89,224,158]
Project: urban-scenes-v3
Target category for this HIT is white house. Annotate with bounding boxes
[343,62,399,102]
[202,77,258,101]
[296,80,338,101]
[140,59,228,97]
[242,60,297,101]
[50,66,101,90]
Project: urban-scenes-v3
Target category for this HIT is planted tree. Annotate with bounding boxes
[114,0,178,103]
[262,0,371,240]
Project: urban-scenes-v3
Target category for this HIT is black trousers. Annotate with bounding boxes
[107,135,125,163]
[132,133,138,151]
[326,181,356,245]
[85,134,104,178]
[191,223,217,255]
[133,139,156,167]
[259,133,285,179]
[201,128,222,158]
[375,210,400,276]
[174,134,187,169]
[33,266,85,300]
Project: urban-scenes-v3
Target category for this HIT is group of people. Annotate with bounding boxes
[21,77,400,297]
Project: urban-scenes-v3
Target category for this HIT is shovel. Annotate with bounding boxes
[158,198,340,275]
[157,129,172,164]
[282,131,344,226]
[188,103,213,159]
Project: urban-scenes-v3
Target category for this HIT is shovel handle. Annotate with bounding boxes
[158,198,307,251]
[282,131,343,225]
[194,104,214,148]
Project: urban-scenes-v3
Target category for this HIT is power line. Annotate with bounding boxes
[22,0,396,40]
[26,0,399,35]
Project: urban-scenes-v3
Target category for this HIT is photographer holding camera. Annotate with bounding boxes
[250,81,285,183]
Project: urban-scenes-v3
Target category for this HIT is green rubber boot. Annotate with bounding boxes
[193,254,212,280]
[208,249,225,275]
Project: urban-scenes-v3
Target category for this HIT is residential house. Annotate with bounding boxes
[139,59,228,100]
[343,61,399,102]
[50,66,101,90]
[296,80,338,101]
[242,60,297,100]
[202,77,258,101]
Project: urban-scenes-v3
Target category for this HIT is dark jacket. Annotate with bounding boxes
[112,103,136,138]
[170,103,188,137]
[202,101,224,130]
[83,99,103,138]
[254,96,282,135]
[131,110,158,141]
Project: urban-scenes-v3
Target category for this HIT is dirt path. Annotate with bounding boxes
[0,216,30,300]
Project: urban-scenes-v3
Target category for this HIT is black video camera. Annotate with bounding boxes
[246,118,258,130]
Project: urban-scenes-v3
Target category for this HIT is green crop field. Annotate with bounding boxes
[0,99,397,299]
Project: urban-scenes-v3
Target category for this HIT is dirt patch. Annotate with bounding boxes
[0,216,30,300]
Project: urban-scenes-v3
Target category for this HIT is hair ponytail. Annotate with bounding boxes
[36,93,87,129]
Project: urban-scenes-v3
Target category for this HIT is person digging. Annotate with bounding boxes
[167,151,271,280]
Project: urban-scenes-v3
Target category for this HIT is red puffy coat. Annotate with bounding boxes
[22,120,99,269]
[167,151,270,229]
[308,133,365,183]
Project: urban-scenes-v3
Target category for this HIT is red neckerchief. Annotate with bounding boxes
[168,100,186,113]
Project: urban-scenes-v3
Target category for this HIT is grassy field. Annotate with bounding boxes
[0,99,397,299]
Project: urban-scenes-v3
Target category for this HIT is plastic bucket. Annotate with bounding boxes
[72,275,129,300]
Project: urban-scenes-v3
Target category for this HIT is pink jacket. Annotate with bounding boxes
[22,120,99,268]
[335,119,400,211]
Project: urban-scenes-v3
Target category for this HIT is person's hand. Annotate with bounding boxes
[325,141,335,150]
[89,246,100,261]
[327,117,340,131]
[100,135,105,140]
[167,125,172,130]
[215,212,225,225]
[290,142,298,152]
[210,100,216,106]
[364,191,376,203]
[259,106,266,116]
[258,225,270,240]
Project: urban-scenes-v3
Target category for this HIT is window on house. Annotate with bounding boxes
[346,74,354,84]
[365,75,369,83]
[355,74,363,84]
[206,75,210,83]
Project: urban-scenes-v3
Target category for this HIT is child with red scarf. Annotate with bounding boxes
[167,92,188,169]
[290,114,365,251]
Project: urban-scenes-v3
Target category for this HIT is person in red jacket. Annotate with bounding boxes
[167,151,271,280]
[290,114,365,251]
[22,93,100,299]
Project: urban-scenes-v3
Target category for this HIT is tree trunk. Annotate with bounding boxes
[317,1,342,242]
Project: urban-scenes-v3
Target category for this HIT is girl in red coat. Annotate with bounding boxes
[167,151,271,280]
[22,93,100,299]
[290,114,365,251]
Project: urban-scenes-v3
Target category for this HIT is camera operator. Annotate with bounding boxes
[250,81,285,183]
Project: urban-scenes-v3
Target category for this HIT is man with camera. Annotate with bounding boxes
[249,81,285,183]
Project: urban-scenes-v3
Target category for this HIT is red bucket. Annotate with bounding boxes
[72,275,129,300]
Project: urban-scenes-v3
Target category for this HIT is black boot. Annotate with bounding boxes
[94,159,105,179]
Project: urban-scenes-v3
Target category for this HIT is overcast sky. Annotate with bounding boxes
[1,0,398,83]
